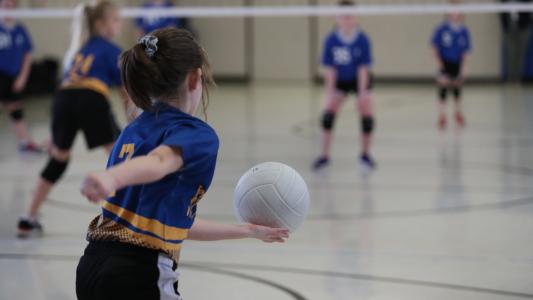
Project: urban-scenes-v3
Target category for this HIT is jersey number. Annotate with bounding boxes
[109,144,135,198]
[187,186,205,219]
[69,54,94,80]
[119,143,135,161]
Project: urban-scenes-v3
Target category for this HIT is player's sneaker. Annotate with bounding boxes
[438,115,447,130]
[360,153,376,171]
[19,142,44,154]
[17,218,43,238]
[312,156,330,171]
[455,112,466,128]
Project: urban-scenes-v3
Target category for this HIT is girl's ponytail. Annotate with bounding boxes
[63,1,115,72]
[63,3,91,72]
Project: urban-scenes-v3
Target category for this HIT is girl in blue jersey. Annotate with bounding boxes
[18,1,126,237]
[135,0,184,38]
[75,28,289,300]
[0,0,42,152]
[431,8,471,129]
[313,0,376,171]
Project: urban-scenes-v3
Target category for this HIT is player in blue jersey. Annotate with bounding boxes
[313,0,376,171]
[431,7,471,129]
[0,0,42,152]
[75,28,289,300]
[135,0,184,37]
[17,1,126,237]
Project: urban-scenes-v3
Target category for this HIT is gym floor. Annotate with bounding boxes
[1,82,532,300]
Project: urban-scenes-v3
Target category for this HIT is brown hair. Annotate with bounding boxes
[84,1,116,37]
[120,28,214,114]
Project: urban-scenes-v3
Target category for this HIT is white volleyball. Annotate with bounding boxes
[233,162,310,232]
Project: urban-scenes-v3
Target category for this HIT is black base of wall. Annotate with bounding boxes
[214,75,509,85]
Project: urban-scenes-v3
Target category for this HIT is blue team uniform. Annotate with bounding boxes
[135,1,182,34]
[101,103,219,252]
[0,22,32,77]
[322,30,372,83]
[63,36,122,97]
[431,21,471,64]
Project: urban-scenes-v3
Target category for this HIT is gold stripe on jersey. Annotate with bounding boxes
[62,77,110,97]
[102,200,190,242]
[87,215,181,263]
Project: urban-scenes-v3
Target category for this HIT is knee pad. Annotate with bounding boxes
[361,116,375,134]
[322,111,336,131]
[453,87,461,99]
[439,87,448,102]
[9,109,23,121]
[41,158,69,184]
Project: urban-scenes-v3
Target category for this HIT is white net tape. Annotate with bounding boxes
[1,3,532,18]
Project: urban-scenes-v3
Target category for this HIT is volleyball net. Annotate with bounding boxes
[1,1,533,18]
[3,1,532,81]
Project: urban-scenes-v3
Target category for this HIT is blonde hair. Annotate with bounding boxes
[63,1,116,71]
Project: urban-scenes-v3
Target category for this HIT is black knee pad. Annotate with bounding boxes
[361,116,375,134]
[41,158,69,184]
[322,111,336,131]
[439,87,448,102]
[453,87,461,99]
[9,109,23,121]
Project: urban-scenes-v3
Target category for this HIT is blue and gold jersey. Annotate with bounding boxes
[431,21,471,64]
[63,36,122,97]
[322,30,372,82]
[99,103,219,252]
[0,22,32,77]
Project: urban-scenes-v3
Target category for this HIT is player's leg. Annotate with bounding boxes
[18,146,72,237]
[452,82,465,127]
[452,66,466,128]
[18,90,78,237]
[313,89,346,170]
[436,73,450,130]
[357,92,376,169]
[2,100,42,153]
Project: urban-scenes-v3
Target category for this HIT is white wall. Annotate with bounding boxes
[22,6,502,80]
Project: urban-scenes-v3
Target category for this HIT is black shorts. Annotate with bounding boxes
[52,89,120,150]
[76,241,182,300]
[440,61,462,79]
[0,72,21,103]
[335,74,374,95]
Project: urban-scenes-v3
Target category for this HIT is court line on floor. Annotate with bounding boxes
[184,261,533,299]
[3,157,533,181]
[0,253,307,300]
[44,195,533,221]
[0,252,530,299]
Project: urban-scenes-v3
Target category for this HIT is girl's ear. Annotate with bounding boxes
[187,68,202,91]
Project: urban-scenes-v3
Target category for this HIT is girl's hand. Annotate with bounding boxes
[80,172,117,203]
[247,224,290,243]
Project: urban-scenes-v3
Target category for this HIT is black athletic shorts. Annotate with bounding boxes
[0,72,21,103]
[76,241,182,300]
[52,89,120,150]
[336,74,374,95]
[440,61,462,79]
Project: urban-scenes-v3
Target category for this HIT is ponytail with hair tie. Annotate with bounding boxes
[139,35,159,58]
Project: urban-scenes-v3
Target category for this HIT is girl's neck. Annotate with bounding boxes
[1,18,16,28]
[93,29,113,41]
[167,99,194,115]
[338,26,357,38]
[448,20,462,30]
